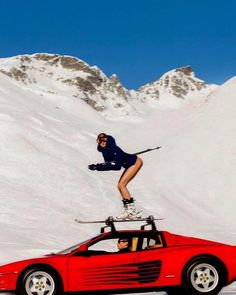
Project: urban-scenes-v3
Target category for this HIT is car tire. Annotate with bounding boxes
[182,256,226,295]
[17,267,61,295]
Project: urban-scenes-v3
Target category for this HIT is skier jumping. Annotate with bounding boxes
[88,133,143,219]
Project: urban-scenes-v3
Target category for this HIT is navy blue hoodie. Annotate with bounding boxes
[97,136,137,171]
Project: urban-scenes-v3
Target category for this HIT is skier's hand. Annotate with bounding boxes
[95,163,105,171]
[88,164,97,170]
[88,163,107,171]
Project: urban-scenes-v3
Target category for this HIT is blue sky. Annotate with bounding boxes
[0,0,235,89]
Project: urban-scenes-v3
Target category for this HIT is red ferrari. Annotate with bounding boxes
[0,216,236,295]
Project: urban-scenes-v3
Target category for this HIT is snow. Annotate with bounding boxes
[0,65,236,294]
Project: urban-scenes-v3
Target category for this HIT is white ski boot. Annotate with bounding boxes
[116,199,142,220]
[116,206,129,220]
[126,203,142,219]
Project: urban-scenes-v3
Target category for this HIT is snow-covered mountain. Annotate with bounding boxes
[0,54,217,116]
[0,53,135,117]
[139,66,216,99]
[0,54,235,293]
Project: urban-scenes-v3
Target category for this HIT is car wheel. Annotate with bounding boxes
[182,257,226,295]
[18,267,60,295]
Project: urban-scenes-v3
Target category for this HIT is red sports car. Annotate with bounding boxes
[0,216,236,295]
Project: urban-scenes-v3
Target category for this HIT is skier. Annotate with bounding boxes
[88,133,143,219]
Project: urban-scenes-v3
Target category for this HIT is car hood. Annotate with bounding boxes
[0,254,65,274]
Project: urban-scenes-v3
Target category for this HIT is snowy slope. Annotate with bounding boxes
[137,77,236,237]
[0,63,235,294]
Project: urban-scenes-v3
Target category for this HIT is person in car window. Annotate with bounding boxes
[117,238,131,253]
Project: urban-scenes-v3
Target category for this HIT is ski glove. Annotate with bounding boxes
[88,163,107,171]
[95,163,107,171]
[88,164,97,170]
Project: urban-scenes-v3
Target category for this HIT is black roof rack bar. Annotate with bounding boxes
[100,215,159,233]
[141,215,157,231]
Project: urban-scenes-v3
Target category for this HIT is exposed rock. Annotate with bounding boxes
[60,56,88,72]
[139,66,208,99]
[34,54,60,62]
[189,77,206,91]
[62,77,97,94]
[107,74,130,100]
[0,68,30,83]
[109,74,120,84]
[19,55,32,63]
[87,75,103,87]
[175,66,193,76]
[82,94,105,112]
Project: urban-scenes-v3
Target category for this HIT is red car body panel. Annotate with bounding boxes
[0,256,68,291]
[1,230,236,293]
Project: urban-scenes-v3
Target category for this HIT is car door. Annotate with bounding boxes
[67,237,140,292]
[134,233,166,287]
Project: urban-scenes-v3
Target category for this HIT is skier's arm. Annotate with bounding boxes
[88,162,120,171]
[89,148,122,171]
[96,161,121,171]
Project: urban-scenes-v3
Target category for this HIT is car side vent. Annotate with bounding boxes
[136,260,162,283]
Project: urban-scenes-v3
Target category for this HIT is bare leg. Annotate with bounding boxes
[117,157,143,200]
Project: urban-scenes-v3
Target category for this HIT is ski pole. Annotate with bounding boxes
[134,146,161,155]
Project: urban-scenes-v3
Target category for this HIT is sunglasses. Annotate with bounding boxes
[118,239,128,243]
[97,137,107,144]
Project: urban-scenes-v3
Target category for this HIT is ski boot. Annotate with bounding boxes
[116,198,142,220]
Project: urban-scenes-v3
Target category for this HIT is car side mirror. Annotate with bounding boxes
[77,245,93,257]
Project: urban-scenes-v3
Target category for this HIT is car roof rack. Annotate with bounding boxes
[100,215,161,233]
[75,215,163,233]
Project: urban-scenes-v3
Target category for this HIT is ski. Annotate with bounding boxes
[75,215,164,224]
[75,215,164,232]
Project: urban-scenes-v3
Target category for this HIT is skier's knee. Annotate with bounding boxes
[117,181,126,191]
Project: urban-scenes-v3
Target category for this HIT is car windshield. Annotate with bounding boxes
[56,236,99,255]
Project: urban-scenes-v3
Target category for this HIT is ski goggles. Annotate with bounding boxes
[97,134,107,144]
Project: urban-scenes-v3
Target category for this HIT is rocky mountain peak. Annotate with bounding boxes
[109,74,120,84]
[139,65,211,100]
[175,66,193,76]
[33,53,90,72]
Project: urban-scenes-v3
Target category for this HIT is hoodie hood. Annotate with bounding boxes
[97,135,116,152]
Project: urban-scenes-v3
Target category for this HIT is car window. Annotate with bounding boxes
[86,235,140,255]
[88,239,117,253]
[142,234,164,250]
[131,237,139,252]
[57,237,94,255]
[70,233,165,256]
